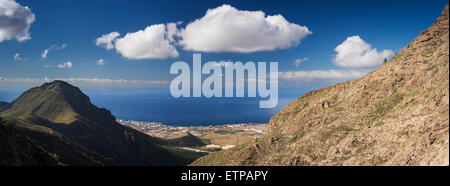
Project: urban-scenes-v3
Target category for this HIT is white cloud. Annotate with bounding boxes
[165,22,181,42]
[114,24,179,59]
[42,44,66,59]
[178,4,312,53]
[96,59,106,66]
[97,24,179,59]
[279,69,371,81]
[14,53,21,61]
[58,61,72,69]
[0,0,35,42]
[294,57,308,67]
[95,32,120,50]
[0,77,169,88]
[42,49,49,59]
[333,36,394,68]
[96,5,311,57]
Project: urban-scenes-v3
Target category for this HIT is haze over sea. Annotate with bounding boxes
[0,88,306,126]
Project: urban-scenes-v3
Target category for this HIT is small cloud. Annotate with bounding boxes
[95,32,120,50]
[294,57,308,67]
[14,53,22,61]
[333,36,394,68]
[43,64,52,68]
[96,59,106,66]
[58,61,72,69]
[42,44,67,59]
[42,49,49,59]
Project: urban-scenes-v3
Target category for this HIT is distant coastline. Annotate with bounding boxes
[118,119,268,153]
[1,87,302,126]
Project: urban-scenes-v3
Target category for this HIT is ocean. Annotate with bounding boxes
[0,87,306,126]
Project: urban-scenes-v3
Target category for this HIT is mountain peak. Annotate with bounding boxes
[42,80,75,89]
[37,80,84,97]
[3,81,115,125]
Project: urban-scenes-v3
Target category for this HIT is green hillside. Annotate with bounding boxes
[1,80,203,165]
[0,116,60,165]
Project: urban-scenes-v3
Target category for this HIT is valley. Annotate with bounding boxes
[118,119,267,153]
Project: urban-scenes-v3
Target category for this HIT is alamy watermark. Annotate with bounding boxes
[169,54,278,108]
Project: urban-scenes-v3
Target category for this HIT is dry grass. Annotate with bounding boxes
[201,134,254,146]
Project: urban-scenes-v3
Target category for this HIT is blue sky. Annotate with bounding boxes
[0,0,447,89]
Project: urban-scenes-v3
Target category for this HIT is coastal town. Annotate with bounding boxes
[117,119,267,150]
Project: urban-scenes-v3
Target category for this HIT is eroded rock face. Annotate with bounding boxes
[192,4,449,166]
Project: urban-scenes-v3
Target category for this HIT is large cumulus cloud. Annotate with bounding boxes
[0,0,35,42]
[96,4,312,59]
[178,4,312,53]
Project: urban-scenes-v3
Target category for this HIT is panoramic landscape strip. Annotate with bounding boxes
[0,1,448,184]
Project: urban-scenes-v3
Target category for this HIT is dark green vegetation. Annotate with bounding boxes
[0,116,108,165]
[0,102,11,112]
[1,117,60,165]
[160,132,206,147]
[0,80,204,165]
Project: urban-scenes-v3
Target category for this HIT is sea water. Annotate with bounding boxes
[0,87,306,126]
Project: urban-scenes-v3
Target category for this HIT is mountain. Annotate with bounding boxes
[1,117,60,165]
[1,80,198,165]
[0,116,109,165]
[2,80,115,124]
[192,4,449,166]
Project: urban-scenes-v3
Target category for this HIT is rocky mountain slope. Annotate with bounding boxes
[1,80,199,165]
[192,5,449,166]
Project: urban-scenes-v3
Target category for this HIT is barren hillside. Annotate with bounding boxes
[192,4,449,166]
